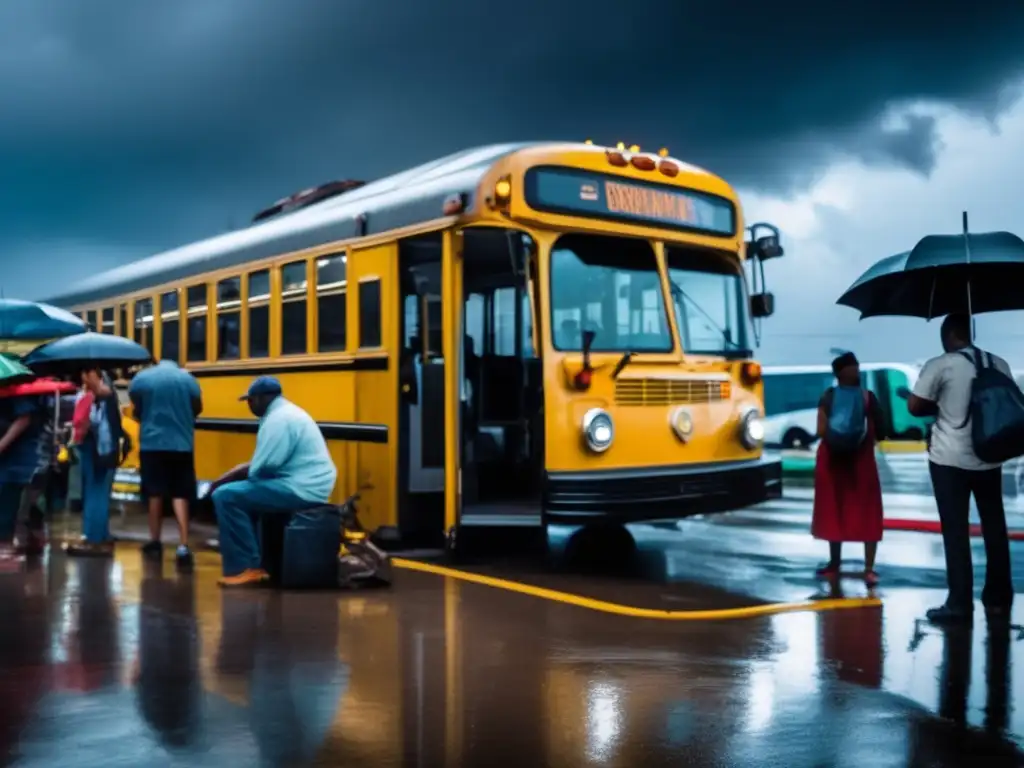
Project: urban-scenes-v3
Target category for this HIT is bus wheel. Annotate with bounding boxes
[783,428,812,450]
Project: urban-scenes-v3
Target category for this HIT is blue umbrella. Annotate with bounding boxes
[837,214,1024,319]
[0,299,86,340]
[23,332,151,373]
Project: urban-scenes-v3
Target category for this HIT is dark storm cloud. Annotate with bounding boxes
[2,0,1024,295]
[850,114,943,174]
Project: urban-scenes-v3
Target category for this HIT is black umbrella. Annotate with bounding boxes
[837,213,1024,320]
[23,332,151,374]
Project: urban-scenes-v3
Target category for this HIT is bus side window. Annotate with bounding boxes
[101,307,114,335]
[358,279,382,349]
[217,277,242,360]
[316,254,347,352]
[281,260,308,355]
[248,270,271,358]
[161,289,181,363]
[134,298,154,355]
[186,285,208,362]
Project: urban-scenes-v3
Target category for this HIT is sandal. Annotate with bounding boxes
[815,562,840,578]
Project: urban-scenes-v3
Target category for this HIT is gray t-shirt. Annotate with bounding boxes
[913,347,1013,471]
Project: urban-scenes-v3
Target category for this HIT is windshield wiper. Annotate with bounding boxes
[668,280,746,356]
[611,351,634,379]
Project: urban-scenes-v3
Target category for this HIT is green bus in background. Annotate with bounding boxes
[762,363,932,449]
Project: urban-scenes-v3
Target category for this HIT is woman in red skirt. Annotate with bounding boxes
[812,352,885,585]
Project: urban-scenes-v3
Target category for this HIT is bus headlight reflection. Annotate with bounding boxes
[740,409,765,449]
[582,408,614,453]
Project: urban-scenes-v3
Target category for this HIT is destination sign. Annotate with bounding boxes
[523,167,736,236]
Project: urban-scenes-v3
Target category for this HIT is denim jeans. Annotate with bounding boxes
[80,448,115,544]
[212,479,321,577]
[0,482,26,542]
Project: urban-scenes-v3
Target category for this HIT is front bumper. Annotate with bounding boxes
[543,455,782,523]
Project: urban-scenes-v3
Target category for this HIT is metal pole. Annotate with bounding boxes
[963,211,974,342]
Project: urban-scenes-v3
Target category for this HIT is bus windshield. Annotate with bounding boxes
[549,234,672,352]
[666,247,751,358]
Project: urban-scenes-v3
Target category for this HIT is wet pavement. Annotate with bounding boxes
[3,491,1024,767]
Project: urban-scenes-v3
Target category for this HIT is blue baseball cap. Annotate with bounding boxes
[239,375,282,401]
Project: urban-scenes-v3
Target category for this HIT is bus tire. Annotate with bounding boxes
[783,428,812,450]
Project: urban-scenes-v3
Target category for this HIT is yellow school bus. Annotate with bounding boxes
[46,142,786,549]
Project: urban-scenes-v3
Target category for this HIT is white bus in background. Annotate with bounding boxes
[762,363,930,449]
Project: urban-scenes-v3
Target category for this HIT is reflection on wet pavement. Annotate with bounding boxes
[646,505,1024,604]
[1,539,1023,767]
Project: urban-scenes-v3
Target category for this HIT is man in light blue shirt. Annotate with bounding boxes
[209,376,337,587]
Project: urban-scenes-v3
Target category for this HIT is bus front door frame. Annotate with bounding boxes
[442,228,464,551]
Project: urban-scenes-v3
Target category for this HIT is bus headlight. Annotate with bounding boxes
[670,406,694,442]
[739,409,765,449]
[582,408,614,453]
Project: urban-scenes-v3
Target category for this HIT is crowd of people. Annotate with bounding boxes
[812,311,1015,625]
[0,357,337,588]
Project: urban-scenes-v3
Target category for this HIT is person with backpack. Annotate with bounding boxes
[812,351,885,585]
[905,312,1017,626]
[65,368,125,557]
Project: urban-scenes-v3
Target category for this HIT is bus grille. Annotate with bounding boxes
[614,378,728,406]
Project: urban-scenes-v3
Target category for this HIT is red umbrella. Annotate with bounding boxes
[0,378,76,398]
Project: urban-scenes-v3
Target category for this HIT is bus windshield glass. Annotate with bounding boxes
[666,247,751,357]
[550,234,672,353]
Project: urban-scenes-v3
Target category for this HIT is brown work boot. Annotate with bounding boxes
[217,569,270,588]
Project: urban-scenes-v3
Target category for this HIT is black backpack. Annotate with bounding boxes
[958,348,1024,463]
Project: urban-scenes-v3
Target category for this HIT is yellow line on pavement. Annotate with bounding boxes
[392,558,881,621]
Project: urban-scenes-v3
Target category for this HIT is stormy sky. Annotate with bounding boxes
[3,1,1024,364]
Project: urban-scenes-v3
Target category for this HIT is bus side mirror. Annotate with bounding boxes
[750,292,775,318]
[751,235,784,261]
[747,223,784,261]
